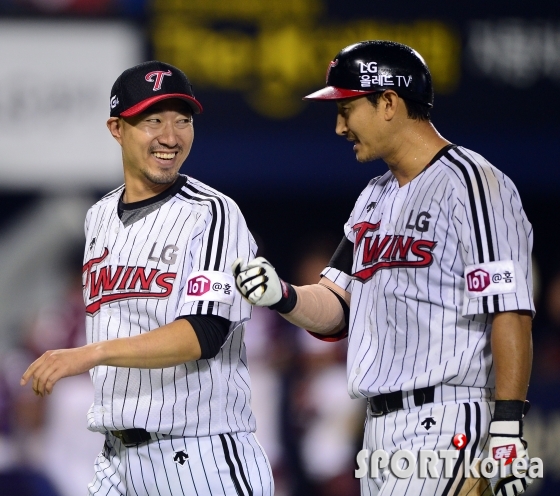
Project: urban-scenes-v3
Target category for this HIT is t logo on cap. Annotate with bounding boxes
[145,70,172,91]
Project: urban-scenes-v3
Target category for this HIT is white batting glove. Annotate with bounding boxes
[232,257,283,307]
[488,420,533,495]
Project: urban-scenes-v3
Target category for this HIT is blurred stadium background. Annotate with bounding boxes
[0,0,559,495]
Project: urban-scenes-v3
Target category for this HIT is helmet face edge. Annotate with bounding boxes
[303,87,381,101]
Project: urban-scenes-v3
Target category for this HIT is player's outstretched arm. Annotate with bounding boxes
[20,319,202,396]
[232,257,350,336]
[488,310,534,495]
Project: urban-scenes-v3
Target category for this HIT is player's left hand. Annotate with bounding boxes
[20,346,97,396]
[488,420,533,495]
[232,257,283,307]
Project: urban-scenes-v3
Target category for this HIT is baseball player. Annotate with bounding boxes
[233,41,535,496]
[20,61,273,496]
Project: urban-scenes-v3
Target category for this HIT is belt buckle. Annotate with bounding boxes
[368,398,385,417]
[111,430,125,442]
[111,429,146,448]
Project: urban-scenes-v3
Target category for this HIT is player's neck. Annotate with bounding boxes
[385,122,450,187]
[122,173,179,203]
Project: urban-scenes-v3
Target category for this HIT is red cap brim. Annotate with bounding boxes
[120,93,203,117]
[303,86,380,100]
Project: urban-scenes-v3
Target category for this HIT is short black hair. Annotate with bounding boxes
[366,92,430,121]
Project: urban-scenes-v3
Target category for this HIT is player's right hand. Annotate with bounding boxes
[20,346,98,396]
[488,420,533,495]
[232,257,283,307]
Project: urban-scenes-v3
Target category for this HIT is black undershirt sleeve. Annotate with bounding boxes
[327,287,350,329]
[176,314,231,359]
[328,235,354,275]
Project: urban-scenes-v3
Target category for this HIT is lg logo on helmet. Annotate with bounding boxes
[359,61,378,74]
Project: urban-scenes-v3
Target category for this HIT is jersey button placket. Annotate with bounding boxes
[106,220,121,337]
[382,185,400,232]
[390,185,409,232]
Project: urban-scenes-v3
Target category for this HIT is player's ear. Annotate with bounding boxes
[107,117,123,145]
[380,90,399,121]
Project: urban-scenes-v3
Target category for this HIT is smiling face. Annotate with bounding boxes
[107,98,194,199]
[335,93,398,163]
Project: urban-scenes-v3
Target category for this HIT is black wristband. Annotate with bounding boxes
[269,280,297,314]
[493,400,525,421]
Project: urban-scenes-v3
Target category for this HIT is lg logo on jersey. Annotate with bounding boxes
[148,242,179,264]
[405,210,431,233]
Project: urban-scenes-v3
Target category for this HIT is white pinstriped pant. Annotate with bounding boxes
[88,431,273,496]
[360,387,493,496]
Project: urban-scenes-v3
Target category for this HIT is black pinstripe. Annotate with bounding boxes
[227,433,253,496]
[185,184,227,271]
[444,150,491,313]
[219,434,250,496]
[178,184,228,315]
[446,147,511,316]
[442,403,471,495]
[454,148,502,312]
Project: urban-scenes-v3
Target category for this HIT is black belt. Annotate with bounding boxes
[111,428,153,447]
[368,386,435,416]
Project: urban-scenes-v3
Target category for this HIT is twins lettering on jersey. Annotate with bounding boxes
[83,247,176,315]
[352,220,437,282]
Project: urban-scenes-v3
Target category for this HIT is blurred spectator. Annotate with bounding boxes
[1,0,145,16]
[519,266,560,494]
[0,348,61,496]
[294,333,363,496]
[283,238,363,496]
[244,236,364,496]
[244,232,301,496]
[0,250,101,496]
[531,268,560,398]
[245,306,294,496]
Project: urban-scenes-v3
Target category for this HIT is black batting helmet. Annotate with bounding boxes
[304,40,434,107]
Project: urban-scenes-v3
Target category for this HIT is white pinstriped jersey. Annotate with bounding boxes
[322,145,534,399]
[82,174,257,437]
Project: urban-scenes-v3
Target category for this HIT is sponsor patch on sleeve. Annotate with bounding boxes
[464,260,517,298]
[184,270,235,305]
